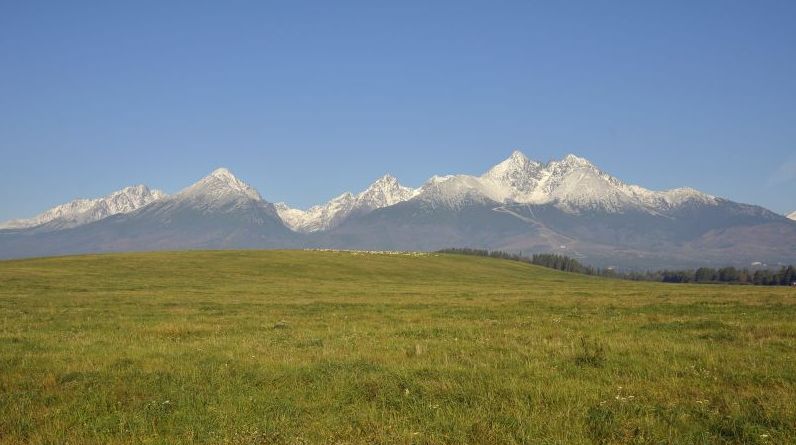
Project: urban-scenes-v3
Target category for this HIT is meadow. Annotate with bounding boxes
[0,250,794,444]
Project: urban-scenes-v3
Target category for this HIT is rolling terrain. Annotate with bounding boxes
[1,250,794,444]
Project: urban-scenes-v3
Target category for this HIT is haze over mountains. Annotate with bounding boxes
[0,185,165,231]
[2,151,795,268]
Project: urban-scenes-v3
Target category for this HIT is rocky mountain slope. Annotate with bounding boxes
[2,153,794,268]
[0,185,165,231]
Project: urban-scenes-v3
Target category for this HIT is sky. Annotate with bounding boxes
[1,1,795,220]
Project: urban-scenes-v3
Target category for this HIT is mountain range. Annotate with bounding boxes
[2,151,795,269]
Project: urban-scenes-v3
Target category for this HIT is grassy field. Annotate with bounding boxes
[0,250,794,444]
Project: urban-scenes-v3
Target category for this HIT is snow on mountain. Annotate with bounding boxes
[274,192,349,233]
[273,203,310,230]
[0,185,166,230]
[413,151,717,214]
[356,174,418,210]
[177,167,263,203]
[276,174,418,232]
[0,154,724,234]
[788,211,796,221]
[116,167,291,233]
[275,151,719,221]
[0,167,268,231]
[414,174,505,209]
[136,166,292,227]
[481,151,544,199]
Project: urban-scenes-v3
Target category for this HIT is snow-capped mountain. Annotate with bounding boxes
[276,174,418,232]
[0,168,294,259]
[413,151,716,214]
[0,153,720,234]
[165,167,264,209]
[1,154,794,269]
[311,151,794,268]
[186,168,262,201]
[788,211,796,221]
[0,184,165,230]
[127,167,286,226]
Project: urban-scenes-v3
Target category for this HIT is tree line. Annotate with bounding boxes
[436,248,796,286]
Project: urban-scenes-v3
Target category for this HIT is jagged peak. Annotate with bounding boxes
[357,174,417,207]
[185,167,262,201]
[426,174,456,184]
[374,173,398,183]
[331,192,355,202]
[499,150,535,166]
[114,184,166,199]
[275,174,419,232]
[360,174,409,194]
[0,183,165,230]
[558,153,595,168]
[483,150,541,178]
[509,149,528,162]
[209,167,241,184]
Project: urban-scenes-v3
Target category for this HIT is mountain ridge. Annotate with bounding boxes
[1,152,794,268]
[0,152,733,232]
[275,174,418,232]
[0,185,165,231]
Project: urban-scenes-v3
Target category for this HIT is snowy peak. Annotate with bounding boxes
[368,173,401,189]
[357,174,418,210]
[417,174,503,208]
[484,151,541,179]
[180,167,262,201]
[275,174,419,232]
[413,150,719,213]
[0,184,166,230]
[482,150,545,201]
[788,211,796,221]
[561,153,595,168]
[210,167,237,181]
[2,151,729,234]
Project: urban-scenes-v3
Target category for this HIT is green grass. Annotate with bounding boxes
[0,250,794,444]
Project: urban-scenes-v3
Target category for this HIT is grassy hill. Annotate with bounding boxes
[0,250,794,444]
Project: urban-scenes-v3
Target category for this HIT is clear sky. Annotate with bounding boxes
[1,1,795,220]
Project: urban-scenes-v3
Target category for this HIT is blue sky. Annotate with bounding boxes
[1,1,795,220]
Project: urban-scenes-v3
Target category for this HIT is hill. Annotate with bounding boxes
[1,250,794,444]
